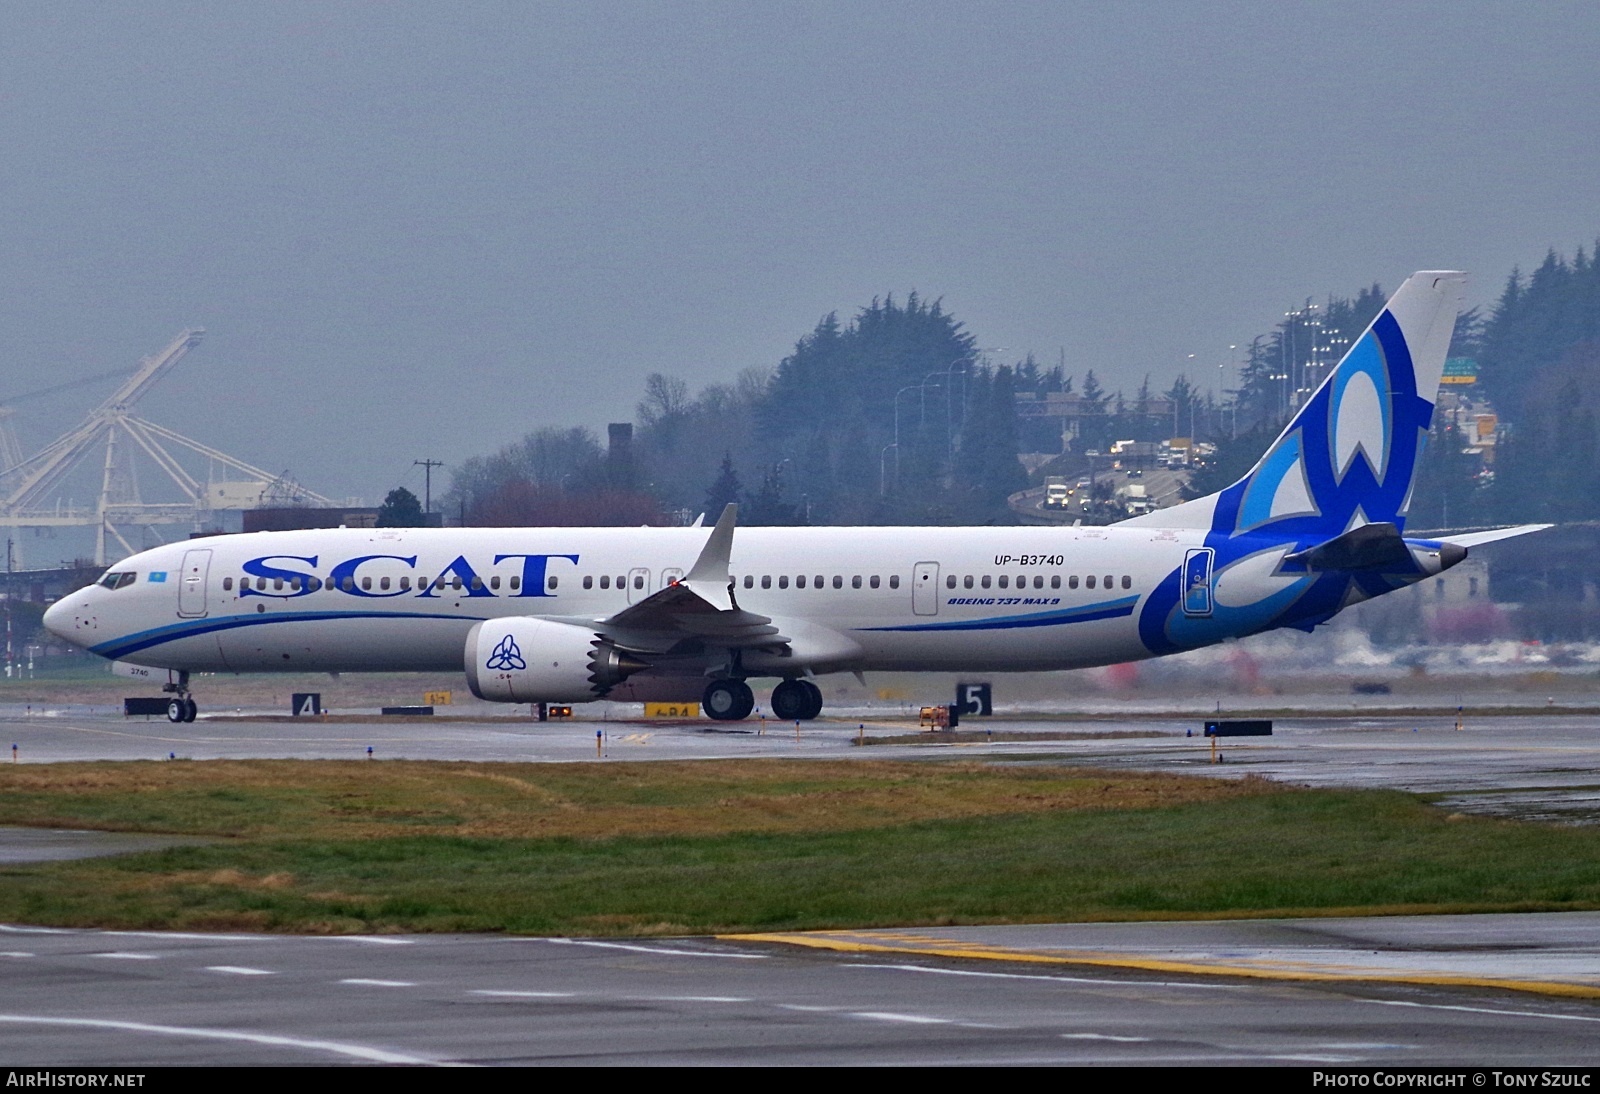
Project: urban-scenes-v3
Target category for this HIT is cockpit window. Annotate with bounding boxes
[97,571,137,590]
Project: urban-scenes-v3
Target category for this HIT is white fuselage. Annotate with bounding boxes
[45,523,1217,678]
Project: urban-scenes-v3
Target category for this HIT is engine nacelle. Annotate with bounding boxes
[464,618,646,703]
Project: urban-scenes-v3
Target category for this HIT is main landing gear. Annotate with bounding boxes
[702,678,755,721]
[701,678,824,721]
[770,678,823,722]
[163,670,198,723]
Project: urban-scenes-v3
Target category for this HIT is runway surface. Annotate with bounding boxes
[7,916,1600,1066]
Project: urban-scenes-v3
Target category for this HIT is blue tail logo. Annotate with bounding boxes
[1136,272,1466,652]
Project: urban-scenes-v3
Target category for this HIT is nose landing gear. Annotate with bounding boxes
[163,671,198,723]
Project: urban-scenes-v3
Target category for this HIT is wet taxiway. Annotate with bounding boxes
[7,916,1600,1066]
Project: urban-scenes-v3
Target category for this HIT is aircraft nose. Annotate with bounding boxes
[43,597,79,643]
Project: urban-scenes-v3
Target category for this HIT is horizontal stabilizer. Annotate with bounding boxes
[1434,523,1554,549]
[1284,522,1413,571]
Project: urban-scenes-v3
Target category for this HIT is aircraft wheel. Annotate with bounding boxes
[797,679,823,720]
[703,679,754,721]
[166,698,186,723]
[770,679,817,721]
[183,698,198,723]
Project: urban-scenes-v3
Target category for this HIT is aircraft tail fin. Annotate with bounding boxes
[1121,271,1468,543]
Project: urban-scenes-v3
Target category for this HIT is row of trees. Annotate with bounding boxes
[444,294,1031,526]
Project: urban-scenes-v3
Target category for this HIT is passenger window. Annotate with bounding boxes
[361,577,372,591]
[981,575,991,589]
[490,576,501,590]
[380,576,390,591]
[779,576,789,589]
[1121,575,1132,590]
[797,575,807,589]
[633,575,643,589]
[257,577,268,591]
[584,576,593,589]
[1069,576,1079,589]
[852,575,862,589]
[946,575,956,589]
[470,576,482,591]
[549,576,559,590]
[1086,575,1097,589]
[273,577,284,591]
[342,577,354,592]
[998,575,1009,589]
[1103,574,1112,588]
[510,576,521,592]
[616,576,624,589]
[889,575,900,589]
[963,575,973,589]
[833,575,842,589]
[399,577,409,591]
[869,575,880,589]
[761,575,772,589]
[223,577,233,591]
[310,577,322,592]
[452,576,463,590]
[1033,576,1043,589]
[814,575,823,588]
[1051,575,1060,589]
[744,575,754,589]
[600,575,611,589]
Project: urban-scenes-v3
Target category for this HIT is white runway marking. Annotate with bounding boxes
[206,966,275,976]
[543,938,767,959]
[107,930,272,942]
[1062,1033,1151,1042]
[331,935,414,946]
[0,952,35,958]
[849,1011,953,1024]
[90,952,158,960]
[849,960,1240,991]
[471,990,576,998]
[0,1014,442,1065]
[1366,998,1600,1024]
[339,978,416,987]
[640,995,751,1003]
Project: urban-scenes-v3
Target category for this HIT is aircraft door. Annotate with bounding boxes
[1182,548,1214,617]
[912,561,940,616]
[178,548,212,618]
[626,566,651,604]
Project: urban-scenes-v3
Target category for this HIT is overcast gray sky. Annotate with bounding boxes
[2,1,1597,504]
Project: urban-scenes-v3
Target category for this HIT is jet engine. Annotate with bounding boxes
[464,618,647,703]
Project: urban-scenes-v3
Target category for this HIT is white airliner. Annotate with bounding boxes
[44,272,1546,723]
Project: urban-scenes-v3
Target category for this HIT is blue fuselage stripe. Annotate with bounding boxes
[859,595,1139,633]
[90,611,484,660]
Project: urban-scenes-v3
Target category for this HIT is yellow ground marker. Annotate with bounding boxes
[720,930,1600,1001]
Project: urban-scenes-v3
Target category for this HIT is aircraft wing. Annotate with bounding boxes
[596,504,790,652]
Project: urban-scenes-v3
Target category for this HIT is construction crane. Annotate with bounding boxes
[0,330,335,566]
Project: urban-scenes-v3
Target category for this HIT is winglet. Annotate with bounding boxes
[681,503,738,611]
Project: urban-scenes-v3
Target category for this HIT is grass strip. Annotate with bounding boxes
[1,761,1599,935]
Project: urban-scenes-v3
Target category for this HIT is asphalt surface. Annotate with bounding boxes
[7,918,1600,1066]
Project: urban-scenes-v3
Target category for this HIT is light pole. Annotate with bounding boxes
[892,384,923,485]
